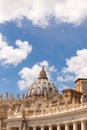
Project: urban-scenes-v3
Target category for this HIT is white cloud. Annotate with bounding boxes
[57,75,74,82]
[18,60,57,90]
[57,49,87,82]
[0,33,32,66]
[0,0,87,27]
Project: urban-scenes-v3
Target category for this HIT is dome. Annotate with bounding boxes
[26,67,58,98]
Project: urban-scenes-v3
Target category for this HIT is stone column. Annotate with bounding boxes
[73,122,77,130]
[57,124,61,130]
[7,127,11,130]
[19,127,22,130]
[49,125,52,130]
[41,126,44,130]
[23,123,26,130]
[65,123,69,130]
[81,120,86,130]
[0,120,1,130]
[33,126,36,130]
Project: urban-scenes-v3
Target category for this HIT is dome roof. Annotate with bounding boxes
[26,67,58,98]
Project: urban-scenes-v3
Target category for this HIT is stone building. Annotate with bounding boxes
[0,67,87,130]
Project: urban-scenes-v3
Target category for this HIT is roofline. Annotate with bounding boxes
[75,78,87,83]
[62,88,82,94]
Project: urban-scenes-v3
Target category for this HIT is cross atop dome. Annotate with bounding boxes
[38,66,48,79]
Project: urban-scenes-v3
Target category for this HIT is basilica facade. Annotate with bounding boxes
[0,67,87,130]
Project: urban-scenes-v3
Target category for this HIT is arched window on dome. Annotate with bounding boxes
[43,82,47,87]
[37,87,41,95]
[49,87,52,93]
[31,87,35,94]
[37,82,41,95]
[43,87,47,96]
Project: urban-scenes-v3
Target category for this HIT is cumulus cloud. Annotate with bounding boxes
[57,49,87,82]
[0,33,32,66]
[18,60,57,90]
[0,0,87,27]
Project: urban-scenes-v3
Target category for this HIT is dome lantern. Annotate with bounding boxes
[38,66,48,80]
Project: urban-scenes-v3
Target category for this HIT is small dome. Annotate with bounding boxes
[26,67,58,98]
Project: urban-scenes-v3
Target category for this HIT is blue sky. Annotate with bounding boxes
[0,0,87,98]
